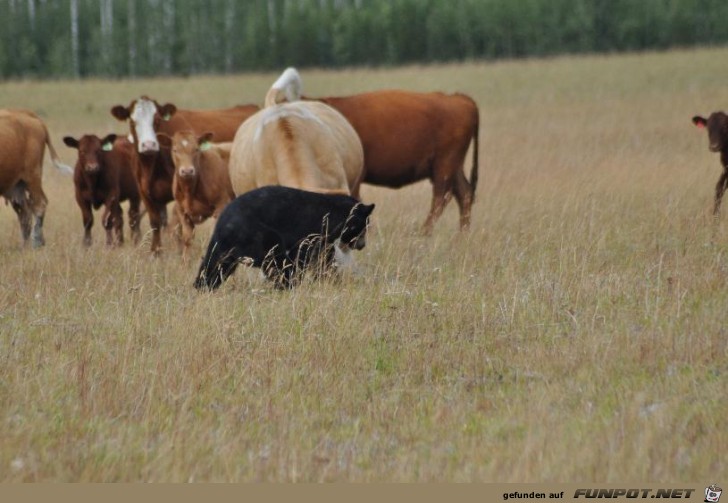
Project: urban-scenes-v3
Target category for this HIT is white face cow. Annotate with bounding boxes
[131,98,160,154]
[110,96,177,155]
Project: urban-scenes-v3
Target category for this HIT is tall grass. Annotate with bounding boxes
[1,48,727,481]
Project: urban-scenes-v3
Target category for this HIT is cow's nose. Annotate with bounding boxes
[85,163,99,172]
[140,140,159,153]
[179,166,195,177]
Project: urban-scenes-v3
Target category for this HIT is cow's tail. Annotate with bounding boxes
[264,67,303,108]
[43,125,73,175]
[470,107,479,199]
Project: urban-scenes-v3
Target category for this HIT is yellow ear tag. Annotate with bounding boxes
[200,141,212,152]
[102,142,113,152]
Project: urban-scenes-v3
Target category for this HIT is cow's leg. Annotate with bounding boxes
[714,170,728,216]
[79,200,94,247]
[25,177,48,248]
[11,202,32,245]
[101,204,114,246]
[107,201,124,246]
[180,214,195,263]
[142,197,165,255]
[452,169,474,231]
[169,203,185,253]
[9,185,33,246]
[115,203,124,245]
[422,180,452,236]
[128,199,142,245]
[149,209,163,255]
[159,204,170,228]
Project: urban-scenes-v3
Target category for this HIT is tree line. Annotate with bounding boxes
[1,0,728,79]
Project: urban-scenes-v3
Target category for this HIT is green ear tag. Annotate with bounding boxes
[200,141,212,152]
[163,113,172,121]
[102,142,113,152]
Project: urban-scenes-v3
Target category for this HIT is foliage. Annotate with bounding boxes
[2,0,728,79]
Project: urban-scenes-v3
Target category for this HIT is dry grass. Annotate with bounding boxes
[1,47,727,482]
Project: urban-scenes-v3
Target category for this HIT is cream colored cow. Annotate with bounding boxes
[228,68,364,199]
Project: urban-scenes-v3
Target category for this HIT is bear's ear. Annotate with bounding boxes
[359,203,375,217]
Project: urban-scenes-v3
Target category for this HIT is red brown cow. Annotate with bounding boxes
[168,131,235,260]
[311,90,480,234]
[693,112,728,215]
[0,109,73,248]
[110,97,258,254]
[63,134,141,247]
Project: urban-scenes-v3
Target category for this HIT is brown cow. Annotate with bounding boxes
[168,131,235,260]
[110,97,258,254]
[311,90,480,234]
[0,109,73,248]
[693,112,728,215]
[63,134,141,247]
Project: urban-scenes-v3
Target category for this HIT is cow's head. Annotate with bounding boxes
[170,131,214,179]
[111,96,177,154]
[339,202,375,251]
[63,134,117,174]
[693,112,728,153]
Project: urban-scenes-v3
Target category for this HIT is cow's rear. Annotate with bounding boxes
[0,110,71,248]
[229,69,364,198]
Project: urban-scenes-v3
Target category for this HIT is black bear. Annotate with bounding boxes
[194,185,375,290]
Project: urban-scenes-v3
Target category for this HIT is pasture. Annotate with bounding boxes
[1,47,727,482]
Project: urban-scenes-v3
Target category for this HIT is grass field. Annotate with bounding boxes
[1,47,728,482]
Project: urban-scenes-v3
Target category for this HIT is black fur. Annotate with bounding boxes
[194,185,375,290]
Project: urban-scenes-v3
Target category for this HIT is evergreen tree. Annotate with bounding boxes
[1,0,728,79]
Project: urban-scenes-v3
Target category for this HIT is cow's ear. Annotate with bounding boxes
[111,105,130,121]
[101,134,117,151]
[63,136,79,149]
[693,116,708,129]
[159,103,177,121]
[198,132,214,151]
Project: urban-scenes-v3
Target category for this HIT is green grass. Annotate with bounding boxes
[1,47,727,481]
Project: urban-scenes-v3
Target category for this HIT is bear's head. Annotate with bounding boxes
[339,203,375,251]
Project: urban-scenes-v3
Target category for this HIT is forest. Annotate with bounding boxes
[2,0,728,79]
